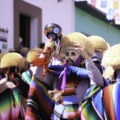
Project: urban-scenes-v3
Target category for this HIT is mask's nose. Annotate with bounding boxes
[66,58,74,65]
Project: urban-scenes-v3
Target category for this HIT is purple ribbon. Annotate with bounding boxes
[56,64,67,90]
[73,56,82,67]
[56,56,81,90]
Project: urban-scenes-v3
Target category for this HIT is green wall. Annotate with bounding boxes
[75,7,120,46]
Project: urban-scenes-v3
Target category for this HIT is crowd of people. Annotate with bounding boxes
[0,23,120,120]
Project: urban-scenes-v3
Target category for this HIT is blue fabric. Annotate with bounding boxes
[68,66,88,78]
[63,95,78,104]
[81,85,105,120]
[31,80,53,106]
[48,65,89,78]
[93,90,104,118]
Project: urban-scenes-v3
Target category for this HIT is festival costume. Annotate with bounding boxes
[78,79,120,120]
[0,52,26,120]
[78,44,120,120]
[19,47,29,57]
[50,58,105,120]
[102,44,120,83]
[0,52,7,80]
[51,32,105,120]
[87,35,109,74]
[25,23,62,120]
[22,49,43,85]
[25,26,104,120]
[22,70,32,85]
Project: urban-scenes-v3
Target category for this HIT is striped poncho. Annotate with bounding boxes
[79,82,120,120]
[0,82,25,120]
[79,85,104,120]
[25,76,54,120]
[22,70,32,85]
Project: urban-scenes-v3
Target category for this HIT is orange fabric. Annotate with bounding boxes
[32,50,50,78]
[103,85,115,120]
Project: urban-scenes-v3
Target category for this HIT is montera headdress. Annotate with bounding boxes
[102,44,120,80]
[61,32,94,57]
[19,47,29,57]
[26,48,43,63]
[87,35,109,52]
[87,35,109,62]
[0,52,7,63]
[0,52,25,71]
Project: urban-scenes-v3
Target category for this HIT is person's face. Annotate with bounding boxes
[64,49,80,65]
[92,50,103,62]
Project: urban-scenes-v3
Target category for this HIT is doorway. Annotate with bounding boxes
[19,14,30,48]
[14,0,42,50]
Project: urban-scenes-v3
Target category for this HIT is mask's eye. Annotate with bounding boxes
[71,52,76,56]
[66,52,69,56]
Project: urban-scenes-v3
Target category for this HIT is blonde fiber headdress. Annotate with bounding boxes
[102,44,120,79]
[88,35,109,52]
[1,52,25,70]
[27,48,43,63]
[61,32,94,57]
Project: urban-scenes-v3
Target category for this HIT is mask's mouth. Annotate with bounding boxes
[66,58,74,66]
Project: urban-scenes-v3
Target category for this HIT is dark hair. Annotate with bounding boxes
[39,42,45,49]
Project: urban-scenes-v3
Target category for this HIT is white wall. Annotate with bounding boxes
[0,0,14,51]
[30,18,38,48]
[23,0,75,42]
[0,0,75,51]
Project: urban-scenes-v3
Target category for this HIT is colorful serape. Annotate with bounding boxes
[22,70,32,85]
[79,82,120,120]
[79,85,105,120]
[103,82,120,120]
[25,76,54,120]
[0,87,25,120]
[62,95,79,119]
[49,65,89,120]
[52,86,79,120]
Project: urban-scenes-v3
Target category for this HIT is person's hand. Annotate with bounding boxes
[48,89,64,103]
[44,40,55,52]
[73,44,90,59]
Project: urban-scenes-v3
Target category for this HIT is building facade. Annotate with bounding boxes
[75,1,120,46]
[0,0,75,52]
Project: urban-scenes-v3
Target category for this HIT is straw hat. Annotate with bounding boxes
[19,47,29,56]
[102,44,120,79]
[102,66,115,80]
[0,52,7,62]
[87,35,109,52]
[61,32,94,57]
[0,52,25,70]
[26,48,43,63]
